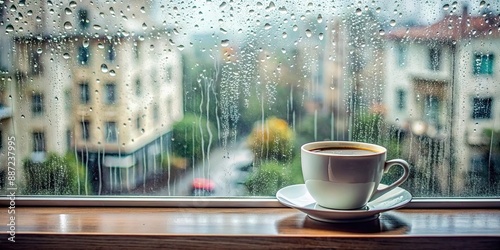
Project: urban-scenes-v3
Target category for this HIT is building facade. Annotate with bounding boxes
[385,8,500,194]
[0,1,183,194]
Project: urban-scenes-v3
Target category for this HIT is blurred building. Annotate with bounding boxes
[0,1,183,193]
[385,6,500,194]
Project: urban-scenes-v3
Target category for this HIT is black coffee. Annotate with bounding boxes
[310,147,377,156]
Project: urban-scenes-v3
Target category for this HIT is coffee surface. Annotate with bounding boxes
[311,147,377,156]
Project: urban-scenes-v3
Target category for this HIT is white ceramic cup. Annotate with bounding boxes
[301,141,410,210]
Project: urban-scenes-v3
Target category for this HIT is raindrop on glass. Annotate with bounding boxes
[64,21,73,30]
[101,64,109,73]
[305,29,312,37]
[6,24,14,33]
[355,8,362,16]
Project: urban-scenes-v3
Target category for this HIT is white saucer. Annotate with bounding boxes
[276,184,412,223]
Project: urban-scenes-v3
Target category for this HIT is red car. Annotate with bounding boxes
[191,178,215,196]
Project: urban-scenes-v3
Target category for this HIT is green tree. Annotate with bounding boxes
[171,114,218,161]
[247,117,294,162]
[22,153,88,195]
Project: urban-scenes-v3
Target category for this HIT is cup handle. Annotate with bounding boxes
[369,159,410,201]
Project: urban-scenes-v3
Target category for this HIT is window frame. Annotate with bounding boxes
[2,1,500,210]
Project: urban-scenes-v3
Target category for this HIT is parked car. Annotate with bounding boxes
[191,178,215,196]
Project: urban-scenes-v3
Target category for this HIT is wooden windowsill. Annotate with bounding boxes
[1,207,500,249]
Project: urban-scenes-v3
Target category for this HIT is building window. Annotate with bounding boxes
[105,121,118,143]
[33,132,45,152]
[424,95,440,126]
[396,44,406,68]
[428,47,441,71]
[29,50,42,75]
[79,82,90,104]
[473,53,494,75]
[105,83,116,104]
[472,97,493,119]
[133,42,140,61]
[166,66,172,82]
[81,120,90,141]
[32,93,43,116]
[136,116,141,132]
[107,43,116,62]
[135,79,142,96]
[153,104,159,124]
[78,46,90,65]
[78,9,89,30]
[396,89,406,111]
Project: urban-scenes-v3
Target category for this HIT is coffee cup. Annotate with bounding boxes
[301,141,410,210]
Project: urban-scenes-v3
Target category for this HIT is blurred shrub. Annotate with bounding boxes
[247,117,294,162]
[22,153,89,195]
[171,114,218,161]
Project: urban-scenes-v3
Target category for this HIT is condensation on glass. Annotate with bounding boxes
[0,1,499,198]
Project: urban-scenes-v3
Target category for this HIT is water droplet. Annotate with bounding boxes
[69,1,77,8]
[443,4,450,10]
[264,23,272,30]
[219,2,227,9]
[390,20,397,27]
[282,32,287,38]
[379,29,385,35]
[65,8,72,15]
[37,48,43,54]
[101,64,109,73]
[221,39,229,47]
[317,14,323,23]
[82,40,89,48]
[305,29,312,37]
[109,70,116,76]
[93,25,102,30]
[177,45,185,51]
[319,33,324,40]
[142,23,148,30]
[64,21,73,30]
[355,8,362,16]
[63,53,71,59]
[5,24,14,33]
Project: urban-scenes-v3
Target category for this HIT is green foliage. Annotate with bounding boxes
[352,112,385,144]
[22,153,89,195]
[171,114,218,161]
[244,154,303,196]
[247,117,294,162]
[296,114,335,143]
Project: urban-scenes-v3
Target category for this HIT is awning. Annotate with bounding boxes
[103,155,135,168]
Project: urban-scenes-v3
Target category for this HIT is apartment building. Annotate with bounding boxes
[384,7,500,193]
[0,1,183,193]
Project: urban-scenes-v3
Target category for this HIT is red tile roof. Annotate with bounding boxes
[387,12,500,41]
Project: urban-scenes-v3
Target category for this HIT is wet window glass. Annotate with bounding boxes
[0,0,499,198]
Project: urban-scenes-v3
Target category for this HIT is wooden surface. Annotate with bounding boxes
[1,207,500,249]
